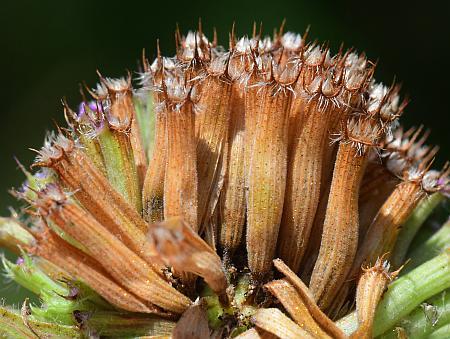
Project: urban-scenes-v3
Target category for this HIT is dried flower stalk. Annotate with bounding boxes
[34,185,191,313]
[265,279,331,338]
[34,134,149,237]
[309,137,370,309]
[219,84,246,257]
[355,180,425,267]
[246,80,292,277]
[196,54,232,230]
[33,229,156,314]
[273,258,346,339]
[309,78,404,308]
[163,72,198,231]
[278,67,344,273]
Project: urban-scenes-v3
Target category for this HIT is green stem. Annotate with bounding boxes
[336,250,450,336]
[390,193,444,269]
[2,255,68,298]
[403,220,450,274]
[3,255,107,325]
[201,284,229,329]
[378,289,450,338]
[0,306,80,338]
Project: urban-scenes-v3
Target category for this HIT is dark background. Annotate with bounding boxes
[0,0,449,303]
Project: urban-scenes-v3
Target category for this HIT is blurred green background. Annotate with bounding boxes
[0,0,448,304]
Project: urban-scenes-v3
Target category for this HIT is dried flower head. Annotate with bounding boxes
[0,22,449,339]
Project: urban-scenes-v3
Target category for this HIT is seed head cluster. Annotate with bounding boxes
[0,23,449,338]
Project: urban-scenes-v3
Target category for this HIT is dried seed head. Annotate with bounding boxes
[1,23,448,339]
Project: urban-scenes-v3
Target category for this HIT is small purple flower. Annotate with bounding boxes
[78,101,103,118]
[78,102,86,118]
[16,257,25,265]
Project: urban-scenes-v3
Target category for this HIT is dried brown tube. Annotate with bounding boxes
[196,55,232,230]
[35,186,191,314]
[143,110,167,223]
[287,44,328,147]
[287,84,308,149]
[299,182,330,284]
[273,259,346,339]
[278,83,341,273]
[299,144,338,283]
[33,229,158,314]
[251,308,314,339]
[265,279,331,338]
[246,84,291,277]
[354,180,425,269]
[34,135,152,261]
[244,70,264,194]
[334,169,441,313]
[358,162,400,240]
[164,91,198,232]
[300,54,372,280]
[351,258,398,339]
[219,85,246,257]
[310,129,370,309]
